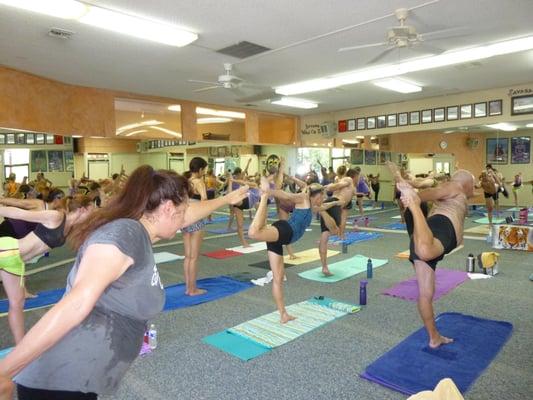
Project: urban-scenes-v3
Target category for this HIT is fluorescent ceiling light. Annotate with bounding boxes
[373,78,421,93]
[271,97,318,109]
[276,35,533,95]
[0,0,88,19]
[72,135,83,138]
[168,104,182,112]
[116,120,163,135]
[197,117,233,124]
[196,107,245,119]
[342,139,360,144]
[90,136,105,139]
[125,129,148,137]
[485,123,517,132]
[526,123,533,128]
[149,126,182,137]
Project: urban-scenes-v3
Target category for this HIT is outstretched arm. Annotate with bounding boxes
[0,207,62,225]
[326,180,350,192]
[268,189,305,204]
[417,181,461,202]
[0,197,43,210]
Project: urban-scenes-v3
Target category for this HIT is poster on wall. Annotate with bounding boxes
[378,151,391,164]
[64,150,74,172]
[48,150,64,172]
[350,149,364,165]
[511,136,531,164]
[31,150,48,172]
[364,150,377,165]
[486,138,509,164]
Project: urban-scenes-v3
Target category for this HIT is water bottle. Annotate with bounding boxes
[364,217,369,227]
[44,252,50,257]
[148,324,157,350]
[486,230,493,244]
[381,202,385,210]
[366,258,373,279]
[359,280,368,305]
[466,253,475,273]
[143,330,149,344]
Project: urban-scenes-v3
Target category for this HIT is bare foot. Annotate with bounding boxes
[288,254,299,260]
[322,269,334,277]
[242,242,251,248]
[186,288,207,296]
[24,289,37,299]
[280,312,296,324]
[429,335,454,349]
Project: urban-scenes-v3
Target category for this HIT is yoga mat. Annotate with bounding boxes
[391,215,402,219]
[361,312,513,395]
[227,242,267,253]
[206,227,237,234]
[203,249,243,259]
[464,225,490,234]
[379,223,406,231]
[363,206,382,211]
[473,217,505,224]
[328,231,383,245]
[154,252,184,264]
[396,245,464,260]
[26,254,44,264]
[248,260,274,269]
[0,287,65,315]
[0,347,13,360]
[204,298,358,360]
[298,255,388,282]
[205,215,230,224]
[285,249,340,265]
[163,276,253,311]
[382,269,468,302]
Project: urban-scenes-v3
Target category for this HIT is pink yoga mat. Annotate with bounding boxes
[382,269,469,302]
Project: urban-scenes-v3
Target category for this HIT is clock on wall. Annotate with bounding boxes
[439,140,448,150]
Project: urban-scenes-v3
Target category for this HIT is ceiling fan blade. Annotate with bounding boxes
[411,42,445,54]
[367,46,397,64]
[229,87,247,97]
[420,26,471,40]
[188,79,220,85]
[193,86,221,93]
[235,89,277,103]
[339,42,388,52]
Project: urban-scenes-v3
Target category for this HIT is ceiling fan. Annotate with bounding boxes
[338,7,467,64]
[188,63,267,95]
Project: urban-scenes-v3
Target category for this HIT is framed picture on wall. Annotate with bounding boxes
[0,134,5,145]
[64,150,74,172]
[511,95,533,115]
[378,151,391,164]
[46,134,55,144]
[511,136,531,164]
[26,134,35,144]
[16,133,25,144]
[356,118,366,130]
[409,111,420,125]
[377,115,386,128]
[434,108,445,122]
[347,119,356,131]
[350,149,364,164]
[486,138,509,164]
[446,106,459,120]
[36,134,45,144]
[6,133,15,144]
[460,104,472,119]
[387,114,397,127]
[422,109,432,123]
[367,117,376,129]
[31,150,48,172]
[398,112,408,126]
[338,120,347,132]
[364,150,377,165]
[48,150,64,172]
[488,99,503,116]
[474,102,487,117]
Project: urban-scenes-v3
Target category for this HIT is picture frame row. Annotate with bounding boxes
[0,133,71,145]
[348,150,406,166]
[145,139,196,150]
[30,150,74,173]
[486,136,530,165]
[338,99,503,132]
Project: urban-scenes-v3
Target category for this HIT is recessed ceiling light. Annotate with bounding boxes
[196,107,245,119]
[275,35,533,95]
[373,78,422,93]
[168,104,181,112]
[197,117,233,124]
[270,97,318,109]
[485,123,517,132]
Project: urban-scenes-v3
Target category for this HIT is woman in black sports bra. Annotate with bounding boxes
[0,195,93,344]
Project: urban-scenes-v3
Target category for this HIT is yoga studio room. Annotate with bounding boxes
[0,1,532,399]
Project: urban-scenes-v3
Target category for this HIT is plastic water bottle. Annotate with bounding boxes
[359,280,368,305]
[381,202,385,210]
[366,258,373,279]
[466,253,475,273]
[148,324,157,350]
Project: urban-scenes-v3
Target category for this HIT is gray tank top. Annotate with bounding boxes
[15,219,165,395]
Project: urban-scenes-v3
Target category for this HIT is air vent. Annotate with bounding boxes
[48,27,75,40]
[217,41,270,59]
[243,103,258,107]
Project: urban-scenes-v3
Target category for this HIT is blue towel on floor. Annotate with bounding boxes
[328,231,383,245]
[361,312,513,395]
[380,223,406,230]
[163,276,253,311]
[0,288,65,314]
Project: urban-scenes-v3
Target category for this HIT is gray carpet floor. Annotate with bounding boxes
[1,204,532,399]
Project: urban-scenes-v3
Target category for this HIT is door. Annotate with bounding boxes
[169,158,185,173]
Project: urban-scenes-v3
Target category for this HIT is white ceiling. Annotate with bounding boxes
[1,0,533,116]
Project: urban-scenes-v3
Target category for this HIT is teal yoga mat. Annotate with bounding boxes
[203,331,270,361]
[0,347,12,359]
[474,217,505,224]
[298,254,388,282]
[154,252,184,264]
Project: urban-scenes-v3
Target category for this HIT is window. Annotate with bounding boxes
[331,148,350,172]
[4,149,30,183]
[296,148,330,178]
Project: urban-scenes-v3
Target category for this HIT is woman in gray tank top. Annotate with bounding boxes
[0,165,249,400]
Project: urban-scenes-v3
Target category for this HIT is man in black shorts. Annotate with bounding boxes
[318,197,343,276]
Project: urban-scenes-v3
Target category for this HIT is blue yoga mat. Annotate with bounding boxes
[205,215,230,224]
[328,231,383,245]
[0,288,65,314]
[379,223,406,231]
[361,312,513,395]
[0,347,13,359]
[163,276,253,311]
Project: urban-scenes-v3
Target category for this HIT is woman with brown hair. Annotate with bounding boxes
[0,165,248,399]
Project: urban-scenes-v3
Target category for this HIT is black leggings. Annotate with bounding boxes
[17,384,97,400]
[371,183,380,202]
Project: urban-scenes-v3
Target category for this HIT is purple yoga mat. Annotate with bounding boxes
[382,269,469,302]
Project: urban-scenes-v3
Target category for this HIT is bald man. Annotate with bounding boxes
[389,162,475,349]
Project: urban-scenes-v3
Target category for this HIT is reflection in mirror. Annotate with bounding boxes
[196,107,245,141]
[114,98,181,140]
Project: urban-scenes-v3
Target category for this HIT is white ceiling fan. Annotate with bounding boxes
[338,7,467,64]
[188,63,267,95]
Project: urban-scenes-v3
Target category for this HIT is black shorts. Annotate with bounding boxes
[344,199,353,210]
[17,384,97,400]
[320,197,341,233]
[266,220,293,256]
[484,191,498,200]
[405,206,457,270]
[395,190,401,200]
[207,190,215,200]
[233,197,250,210]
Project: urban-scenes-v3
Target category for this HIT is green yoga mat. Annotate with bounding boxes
[473,217,505,224]
[298,254,388,282]
[154,252,184,263]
